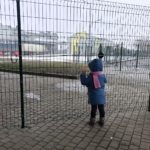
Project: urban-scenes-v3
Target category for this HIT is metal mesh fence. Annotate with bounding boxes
[0,0,150,128]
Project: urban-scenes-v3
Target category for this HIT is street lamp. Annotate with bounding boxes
[87,2,92,63]
[82,0,103,63]
[80,0,92,63]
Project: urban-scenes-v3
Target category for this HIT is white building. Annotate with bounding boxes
[0,24,58,55]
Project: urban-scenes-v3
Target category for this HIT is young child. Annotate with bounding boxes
[80,58,107,126]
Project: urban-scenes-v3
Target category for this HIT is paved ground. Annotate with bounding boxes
[0,109,150,150]
[0,70,149,127]
[0,60,149,150]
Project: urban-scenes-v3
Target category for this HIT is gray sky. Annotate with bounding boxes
[105,0,150,6]
[1,0,150,47]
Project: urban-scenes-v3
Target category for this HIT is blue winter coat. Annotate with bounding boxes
[80,59,107,105]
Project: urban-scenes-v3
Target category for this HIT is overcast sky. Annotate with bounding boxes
[1,0,150,47]
[105,0,150,6]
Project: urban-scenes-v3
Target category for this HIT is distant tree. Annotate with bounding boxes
[98,44,104,58]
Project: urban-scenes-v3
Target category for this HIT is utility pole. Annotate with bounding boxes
[87,3,92,63]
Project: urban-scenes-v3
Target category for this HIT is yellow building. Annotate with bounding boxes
[71,32,87,55]
[70,32,115,56]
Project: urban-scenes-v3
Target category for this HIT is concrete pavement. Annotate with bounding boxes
[0,109,150,150]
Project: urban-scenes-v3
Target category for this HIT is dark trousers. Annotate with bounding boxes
[91,104,105,118]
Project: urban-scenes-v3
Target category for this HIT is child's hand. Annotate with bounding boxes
[80,66,88,73]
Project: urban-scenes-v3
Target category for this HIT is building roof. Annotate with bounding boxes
[0,24,58,44]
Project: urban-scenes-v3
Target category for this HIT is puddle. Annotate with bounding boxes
[25,93,40,101]
[55,81,86,92]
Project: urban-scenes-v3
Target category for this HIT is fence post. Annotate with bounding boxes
[136,44,139,68]
[16,0,25,128]
[120,42,123,71]
[85,45,87,64]
[148,95,150,111]
[115,45,119,67]
[148,73,150,111]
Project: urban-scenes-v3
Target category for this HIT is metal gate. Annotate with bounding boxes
[0,0,149,128]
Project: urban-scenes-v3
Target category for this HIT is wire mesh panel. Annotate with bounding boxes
[0,0,150,127]
[0,0,22,127]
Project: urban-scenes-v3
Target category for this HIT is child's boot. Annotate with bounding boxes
[88,118,95,126]
[99,117,104,126]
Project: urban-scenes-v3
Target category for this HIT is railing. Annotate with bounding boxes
[0,0,150,128]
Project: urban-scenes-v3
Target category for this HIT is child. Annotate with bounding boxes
[80,58,107,126]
